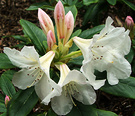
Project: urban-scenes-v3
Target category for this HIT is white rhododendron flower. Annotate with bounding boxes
[40,64,96,115]
[73,16,131,85]
[4,46,59,91]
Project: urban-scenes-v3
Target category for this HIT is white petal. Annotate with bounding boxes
[12,67,42,89]
[35,75,52,101]
[62,70,86,86]
[4,46,39,68]
[39,51,55,77]
[72,82,96,105]
[58,64,70,85]
[35,75,61,105]
[107,57,131,85]
[73,37,92,64]
[51,92,73,115]
[81,62,106,90]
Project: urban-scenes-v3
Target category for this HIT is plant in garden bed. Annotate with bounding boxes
[0,0,135,116]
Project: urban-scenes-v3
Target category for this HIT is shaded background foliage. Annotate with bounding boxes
[0,0,135,116]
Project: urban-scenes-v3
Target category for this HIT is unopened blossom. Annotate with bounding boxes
[5,95,10,106]
[125,16,134,29]
[39,64,96,115]
[4,46,59,91]
[38,8,55,37]
[47,30,56,50]
[54,1,65,39]
[64,11,74,45]
[74,16,131,85]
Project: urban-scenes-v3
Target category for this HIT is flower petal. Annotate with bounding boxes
[12,67,42,89]
[81,62,106,90]
[38,8,55,36]
[58,64,70,86]
[51,92,73,115]
[72,82,96,105]
[39,51,55,77]
[73,37,92,64]
[35,74,61,105]
[4,46,39,68]
[107,57,131,85]
[62,70,86,86]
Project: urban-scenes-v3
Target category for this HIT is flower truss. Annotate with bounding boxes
[73,16,131,87]
[3,1,132,116]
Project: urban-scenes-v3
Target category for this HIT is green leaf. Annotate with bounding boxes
[47,109,57,116]
[0,112,7,116]
[70,29,82,38]
[0,53,16,69]
[101,77,135,99]
[0,94,5,104]
[0,94,7,113]
[107,0,116,5]
[20,19,46,55]
[125,47,134,63]
[79,25,104,39]
[8,87,38,116]
[69,56,83,65]
[0,103,7,113]
[69,29,82,52]
[65,5,78,22]
[122,0,135,11]
[0,72,16,97]
[76,102,117,116]
[83,2,105,25]
[83,0,99,6]
[1,70,16,81]
[26,2,53,10]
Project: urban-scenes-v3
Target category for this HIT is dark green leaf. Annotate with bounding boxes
[122,0,135,11]
[8,87,38,116]
[70,29,82,38]
[0,112,7,116]
[79,25,104,39]
[69,29,82,52]
[0,103,7,113]
[26,2,53,10]
[76,102,117,116]
[0,94,7,113]
[83,2,105,25]
[12,35,27,42]
[125,47,134,63]
[1,70,16,81]
[47,109,57,116]
[0,72,16,97]
[107,0,116,5]
[83,0,99,6]
[67,106,81,116]
[0,53,16,69]
[69,56,83,65]
[65,5,78,22]
[0,94,5,104]
[20,19,46,55]
[101,77,135,99]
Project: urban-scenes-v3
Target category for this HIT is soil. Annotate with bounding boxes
[0,0,135,116]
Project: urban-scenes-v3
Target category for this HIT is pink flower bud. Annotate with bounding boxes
[64,11,74,45]
[47,30,56,50]
[125,16,134,28]
[38,8,55,36]
[54,1,65,39]
[5,95,10,106]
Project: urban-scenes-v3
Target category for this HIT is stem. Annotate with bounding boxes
[60,50,82,61]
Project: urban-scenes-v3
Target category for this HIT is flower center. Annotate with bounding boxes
[63,82,79,106]
[27,66,44,88]
[91,45,114,63]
